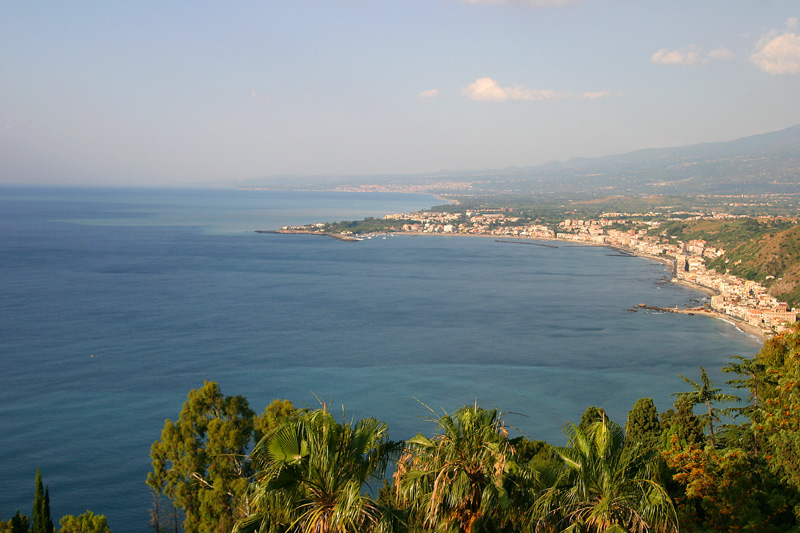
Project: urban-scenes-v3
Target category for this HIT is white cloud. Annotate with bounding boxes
[461,77,566,102]
[417,89,441,102]
[581,90,621,100]
[750,21,800,75]
[651,45,735,66]
[707,46,736,61]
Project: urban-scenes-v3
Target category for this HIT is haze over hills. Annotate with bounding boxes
[238,124,800,197]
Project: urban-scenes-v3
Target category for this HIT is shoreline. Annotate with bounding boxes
[671,278,718,297]
[262,229,768,342]
[685,308,768,341]
[642,305,767,341]
[256,230,361,242]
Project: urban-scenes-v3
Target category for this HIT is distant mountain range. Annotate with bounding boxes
[240,124,800,197]
[456,124,800,196]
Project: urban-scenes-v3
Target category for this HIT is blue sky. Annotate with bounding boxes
[2,1,799,186]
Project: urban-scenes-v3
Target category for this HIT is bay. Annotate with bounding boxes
[0,187,762,532]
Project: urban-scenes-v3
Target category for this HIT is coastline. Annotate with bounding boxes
[644,305,767,342]
[262,229,768,342]
[683,308,768,341]
[256,229,361,242]
[671,278,718,297]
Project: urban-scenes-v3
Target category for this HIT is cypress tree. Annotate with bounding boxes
[33,468,45,533]
[626,397,661,449]
[44,488,54,533]
[32,469,53,533]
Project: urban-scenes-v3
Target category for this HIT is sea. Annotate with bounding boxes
[0,186,763,531]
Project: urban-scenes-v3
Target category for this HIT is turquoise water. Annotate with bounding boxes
[0,187,762,531]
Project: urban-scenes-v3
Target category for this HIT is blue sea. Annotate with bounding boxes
[0,187,763,531]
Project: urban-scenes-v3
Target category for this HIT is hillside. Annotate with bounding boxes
[658,218,800,306]
[465,124,800,196]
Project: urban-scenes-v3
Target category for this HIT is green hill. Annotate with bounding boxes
[659,218,800,307]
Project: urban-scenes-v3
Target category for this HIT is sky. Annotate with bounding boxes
[1,1,799,187]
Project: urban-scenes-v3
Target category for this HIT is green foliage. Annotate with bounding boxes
[755,326,800,494]
[662,324,800,531]
[508,436,558,468]
[394,404,515,533]
[626,398,661,450]
[147,381,260,533]
[675,367,740,447]
[578,405,607,435]
[660,395,706,448]
[665,442,799,532]
[533,417,678,533]
[32,470,54,533]
[7,511,30,533]
[58,511,112,533]
[253,399,295,443]
[672,218,792,249]
[320,217,403,234]
[237,406,401,533]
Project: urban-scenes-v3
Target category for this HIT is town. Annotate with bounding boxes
[283,208,799,338]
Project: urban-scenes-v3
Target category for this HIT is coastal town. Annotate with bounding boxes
[282,208,799,338]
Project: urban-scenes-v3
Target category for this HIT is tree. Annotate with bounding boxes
[58,511,112,533]
[533,417,678,533]
[394,404,515,533]
[664,440,798,532]
[508,436,558,468]
[33,469,54,533]
[578,406,607,435]
[254,399,296,443]
[7,512,29,533]
[236,406,401,533]
[722,355,769,414]
[626,398,661,450]
[721,355,775,455]
[147,381,258,533]
[753,325,800,494]
[675,367,739,447]
[660,395,705,448]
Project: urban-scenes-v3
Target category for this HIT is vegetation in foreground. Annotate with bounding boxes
[136,325,800,532]
[8,326,800,532]
[0,470,111,533]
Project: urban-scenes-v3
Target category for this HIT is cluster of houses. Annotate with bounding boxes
[383,211,556,240]
[556,219,797,335]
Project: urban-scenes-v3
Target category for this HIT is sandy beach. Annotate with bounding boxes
[668,307,768,341]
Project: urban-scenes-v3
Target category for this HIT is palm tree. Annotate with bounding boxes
[676,366,739,447]
[393,404,515,533]
[532,417,678,533]
[235,406,402,533]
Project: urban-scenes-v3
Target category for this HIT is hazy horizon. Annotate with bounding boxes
[2,1,799,187]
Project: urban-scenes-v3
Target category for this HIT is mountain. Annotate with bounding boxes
[239,124,800,197]
[466,124,800,196]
